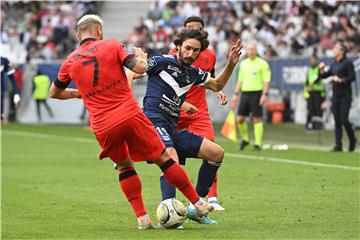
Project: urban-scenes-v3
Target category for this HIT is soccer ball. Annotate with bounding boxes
[156,198,187,228]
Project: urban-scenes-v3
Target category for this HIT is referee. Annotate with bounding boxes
[231,42,271,151]
[319,42,357,152]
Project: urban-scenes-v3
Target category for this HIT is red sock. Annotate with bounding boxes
[118,167,147,217]
[208,173,218,198]
[161,159,199,204]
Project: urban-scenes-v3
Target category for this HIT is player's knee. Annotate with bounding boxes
[237,116,245,123]
[211,146,224,163]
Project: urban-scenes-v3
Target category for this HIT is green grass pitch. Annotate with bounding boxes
[2,123,359,239]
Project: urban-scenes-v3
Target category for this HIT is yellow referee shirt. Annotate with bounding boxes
[237,56,271,92]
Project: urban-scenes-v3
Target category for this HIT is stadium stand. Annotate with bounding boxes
[126,1,360,60]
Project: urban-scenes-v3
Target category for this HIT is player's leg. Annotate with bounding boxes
[251,91,264,150]
[128,113,213,216]
[174,132,222,224]
[159,147,178,200]
[114,156,155,230]
[96,123,154,230]
[237,93,250,150]
[187,115,225,210]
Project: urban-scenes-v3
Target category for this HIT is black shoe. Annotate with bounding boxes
[239,141,249,150]
[253,145,261,151]
[349,138,357,152]
[331,146,343,152]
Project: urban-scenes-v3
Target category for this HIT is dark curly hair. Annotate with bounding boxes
[173,28,209,51]
[184,16,204,28]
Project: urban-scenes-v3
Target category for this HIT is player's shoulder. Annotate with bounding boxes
[201,48,216,59]
[149,54,175,63]
[168,47,177,55]
[256,56,269,65]
[1,56,9,65]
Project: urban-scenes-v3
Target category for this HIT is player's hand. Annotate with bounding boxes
[230,95,239,109]
[259,94,267,106]
[332,75,342,83]
[217,91,228,105]
[319,62,326,70]
[133,47,147,59]
[13,94,21,108]
[181,102,198,115]
[229,39,243,65]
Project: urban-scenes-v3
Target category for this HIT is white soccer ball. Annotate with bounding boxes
[156,198,187,228]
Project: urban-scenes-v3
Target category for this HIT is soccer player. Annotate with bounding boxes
[1,56,21,124]
[169,16,226,211]
[49,14,213,230]
[142,28,242,223]
[231,42,271,151]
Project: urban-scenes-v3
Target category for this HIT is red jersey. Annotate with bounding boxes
[57,38,141,135]
[169,47,216,116]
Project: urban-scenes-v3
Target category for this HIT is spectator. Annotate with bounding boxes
[32,70,54,122]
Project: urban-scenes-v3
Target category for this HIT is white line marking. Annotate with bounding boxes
[4,130,359,171]
[2,130,96,143]
[226,153,359,171]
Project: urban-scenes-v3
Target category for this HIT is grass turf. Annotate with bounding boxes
[1,123,359,239]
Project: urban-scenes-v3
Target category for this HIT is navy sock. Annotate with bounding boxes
[196,160,221,198]
[160,175,176,200]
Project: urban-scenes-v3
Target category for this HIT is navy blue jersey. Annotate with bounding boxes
[143,54,210,128]
[1,56,17,94]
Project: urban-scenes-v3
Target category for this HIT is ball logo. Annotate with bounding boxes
[148,59,157,67]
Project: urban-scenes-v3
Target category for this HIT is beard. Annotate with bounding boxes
[178,48,195,67]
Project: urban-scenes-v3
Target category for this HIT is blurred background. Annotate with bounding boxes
[1,0,359,129]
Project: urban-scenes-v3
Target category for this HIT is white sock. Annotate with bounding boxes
[193,197,207,207]
[137,214,150,224]
[208,197,218,203]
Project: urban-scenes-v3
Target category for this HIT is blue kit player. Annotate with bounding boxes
[143,28,242,224]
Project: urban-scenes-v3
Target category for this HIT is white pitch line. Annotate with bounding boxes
[2,130,96,143]
[226,153,359,171]
[3,130,359,171]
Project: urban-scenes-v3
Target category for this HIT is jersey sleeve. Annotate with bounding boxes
[261,60,271,83]
[115,41,136,68]
[4,58,15,75]
[193,67,211,86]
[146,55,165,75]
[55,58,72,89]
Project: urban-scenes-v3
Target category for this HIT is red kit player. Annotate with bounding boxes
[49,14,213,229]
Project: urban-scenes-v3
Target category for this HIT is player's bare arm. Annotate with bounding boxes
[181,101,199,115]
[203,39,242,92]
[49,84,81,99]
[216,91,227,105]
[126,47,148,74]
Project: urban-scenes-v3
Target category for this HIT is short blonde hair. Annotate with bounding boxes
[77,14,104,33]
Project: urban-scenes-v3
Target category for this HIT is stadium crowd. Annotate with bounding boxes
[1,1,99,62]
[126,0,360,60]
[2,1,359,62]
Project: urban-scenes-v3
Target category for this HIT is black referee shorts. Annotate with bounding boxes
[237,91,263,117]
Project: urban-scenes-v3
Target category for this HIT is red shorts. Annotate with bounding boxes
[95,112,165,163]
[176,112,214,141]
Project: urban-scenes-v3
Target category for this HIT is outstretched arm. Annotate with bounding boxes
[203,39,243,92]
[49,83,81,100]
